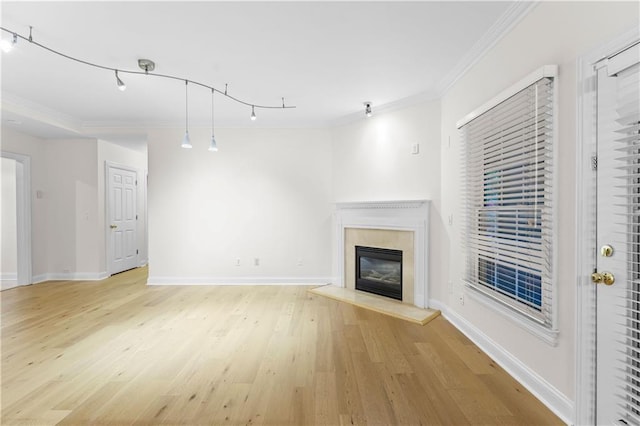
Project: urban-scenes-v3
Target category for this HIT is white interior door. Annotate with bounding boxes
[107,164,138,275]
[595,42,640,424]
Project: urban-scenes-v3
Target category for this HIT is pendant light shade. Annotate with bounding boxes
[181,132,192,149]
[209,135,218,152]
[181,80,192,148]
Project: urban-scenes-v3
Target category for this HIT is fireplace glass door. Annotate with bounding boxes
[356,246,402,300]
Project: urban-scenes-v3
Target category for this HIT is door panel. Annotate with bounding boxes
[108,165,138,275]
[596,44,640,424]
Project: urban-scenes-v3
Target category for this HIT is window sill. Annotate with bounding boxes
[465,285,559,346]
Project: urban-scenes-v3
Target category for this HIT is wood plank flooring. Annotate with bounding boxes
[1,267,562,425]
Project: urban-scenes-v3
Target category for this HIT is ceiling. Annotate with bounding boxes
[1,1,528,143]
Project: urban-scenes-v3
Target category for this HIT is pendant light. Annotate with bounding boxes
[209,88,218,152]
[181,80,192,148]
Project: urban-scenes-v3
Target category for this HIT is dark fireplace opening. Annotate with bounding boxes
[356,246,402,300]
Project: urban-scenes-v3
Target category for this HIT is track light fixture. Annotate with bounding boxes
[181,80,192,149]
[364,102,372,118]
[115,70,126,91]
[0,25,296,149]
[0,32,17,53]
[209,88,218,152]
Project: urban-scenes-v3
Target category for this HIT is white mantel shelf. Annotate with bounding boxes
[333,200,430,309]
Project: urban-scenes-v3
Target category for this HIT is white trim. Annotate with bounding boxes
[435,2,537,96]
[30,272,109,282]
[574,25,640,426]
[1,151,32,286]
[430,298,573,424]
[334,200,430,308]
[465,287,559,346]
[147,276,332,285]
[456,65,558,129]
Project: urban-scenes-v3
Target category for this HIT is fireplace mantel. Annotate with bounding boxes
[333,200,430,308]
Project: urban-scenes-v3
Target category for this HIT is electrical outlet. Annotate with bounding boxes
[459,293,465,305]
[412,143,420,155]
[235,258,241,266]
[254,258,260,266]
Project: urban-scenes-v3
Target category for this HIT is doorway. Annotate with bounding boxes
[577,32,640,424]
[0,151,32,288]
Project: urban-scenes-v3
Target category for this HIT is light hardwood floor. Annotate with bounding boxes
[1,267,562,425]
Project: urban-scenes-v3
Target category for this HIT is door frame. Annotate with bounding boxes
[105,161,139,276]
[575,26,640,425]
[1,151,32,287]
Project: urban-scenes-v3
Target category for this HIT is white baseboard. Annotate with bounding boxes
[1,273,18,291]
[31,272,109,283]
[147,276,333,286]
[429,299,573,425]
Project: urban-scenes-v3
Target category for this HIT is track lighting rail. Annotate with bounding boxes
[0,26,296,111]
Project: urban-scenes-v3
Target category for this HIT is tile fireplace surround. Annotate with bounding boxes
[334,200,430,308]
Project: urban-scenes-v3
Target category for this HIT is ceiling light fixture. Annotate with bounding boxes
[0,25,296,147]
[0,32,17,53]
[209,88,218,152]
[115,70,126,91]
[137,58,155,74]
[181,80,192,149]
[364,102,372,118]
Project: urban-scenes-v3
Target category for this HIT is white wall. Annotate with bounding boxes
[147,127,333,283]
[44,139,101,276]
[1,157,18,281]
[331,100,445,296]
[439,0,639,416]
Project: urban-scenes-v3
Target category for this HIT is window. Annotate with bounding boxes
[458,66,556,328]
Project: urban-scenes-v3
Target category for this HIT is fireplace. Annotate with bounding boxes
[356,246,403,300]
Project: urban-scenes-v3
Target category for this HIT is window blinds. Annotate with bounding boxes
[612,57,640,425]
[460,72,555,326]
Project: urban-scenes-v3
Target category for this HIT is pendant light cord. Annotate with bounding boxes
[1,26,295,111]
[185,80,189,132]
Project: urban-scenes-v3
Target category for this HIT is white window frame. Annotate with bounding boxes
[457,65,559,345]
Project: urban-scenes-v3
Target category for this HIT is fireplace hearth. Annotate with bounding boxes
[356,246,403,300]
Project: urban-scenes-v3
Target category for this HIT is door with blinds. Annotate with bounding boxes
[595,41,640,424]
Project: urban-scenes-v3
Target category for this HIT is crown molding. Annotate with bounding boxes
[1,92,83,134]
[434,1,538,96]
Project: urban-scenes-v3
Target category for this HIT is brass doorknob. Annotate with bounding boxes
[591,271,615,285]
[110,224,117,229]
[602,272,615,286]
[600,245,614,257]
